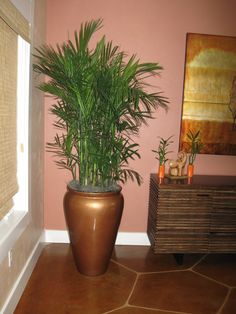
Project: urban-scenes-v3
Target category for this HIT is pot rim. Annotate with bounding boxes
[66,183,122,196]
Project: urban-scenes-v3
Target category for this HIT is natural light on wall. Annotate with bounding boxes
[13,35,30,213]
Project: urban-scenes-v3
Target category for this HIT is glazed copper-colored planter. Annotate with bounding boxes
[63,185,124,276]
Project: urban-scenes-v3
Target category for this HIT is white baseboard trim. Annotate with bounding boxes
[1,236,44,314]
[116,232,150,245]
[44,229,150,246]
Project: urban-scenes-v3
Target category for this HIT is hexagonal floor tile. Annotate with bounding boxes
[220,288,236,314]
[194,254,236,287]
[129,270,228,314]
[112,245,203,272]
[15,244,136,314]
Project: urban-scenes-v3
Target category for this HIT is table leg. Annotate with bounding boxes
[173,253,184,265]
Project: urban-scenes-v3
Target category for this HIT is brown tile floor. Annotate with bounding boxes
[14,244,236,314]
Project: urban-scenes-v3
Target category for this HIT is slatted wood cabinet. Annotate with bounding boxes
[147,174,236,253]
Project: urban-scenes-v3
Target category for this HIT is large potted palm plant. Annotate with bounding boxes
[33,19,168,276]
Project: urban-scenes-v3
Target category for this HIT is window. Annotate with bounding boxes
[0,0,30,263]
[0,17,18,219]
[13,35,30,214]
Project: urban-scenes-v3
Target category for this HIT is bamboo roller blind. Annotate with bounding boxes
[0,0,30,219]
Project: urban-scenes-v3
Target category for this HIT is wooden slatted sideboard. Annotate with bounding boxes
[147,174,236,253]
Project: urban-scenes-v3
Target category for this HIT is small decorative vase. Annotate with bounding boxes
[158,164,165,179]
[187,164,194,178]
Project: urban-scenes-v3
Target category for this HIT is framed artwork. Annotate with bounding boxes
[179,33,236,155]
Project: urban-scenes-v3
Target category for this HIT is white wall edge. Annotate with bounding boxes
[0,211,29,266]
[1,236,44,314]
[44,229,150,246]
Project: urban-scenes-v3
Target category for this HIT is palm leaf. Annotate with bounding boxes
[33,19,168,190]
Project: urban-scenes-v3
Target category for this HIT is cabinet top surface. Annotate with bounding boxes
[151,174,236,189]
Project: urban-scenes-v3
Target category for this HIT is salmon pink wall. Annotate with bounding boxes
[45,0,236,232]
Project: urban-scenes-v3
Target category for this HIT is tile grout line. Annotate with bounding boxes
[110,259,138,274]
[102,260,139,314]
[108,260,193,313]
[102,305,126,314]
[121,268,193,314]
[189,254,208,270]
[137,268,189,275]
[127,304,193,314]
[190,269,231,289]
[101,272,140,314]
[108,259,201,314]
[104,256,235,314]
[103,303,192,314]
[216,287,232,314]
[126,272,140,306]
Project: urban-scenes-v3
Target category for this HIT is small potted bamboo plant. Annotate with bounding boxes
[186,130,203,177]
[152,136,173,178]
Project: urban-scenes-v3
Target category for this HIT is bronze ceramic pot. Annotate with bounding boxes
[63,185,124,276]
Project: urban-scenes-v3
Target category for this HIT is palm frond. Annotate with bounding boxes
[33,19,168,190]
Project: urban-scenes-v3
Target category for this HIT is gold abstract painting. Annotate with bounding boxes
[179,33,236,155]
